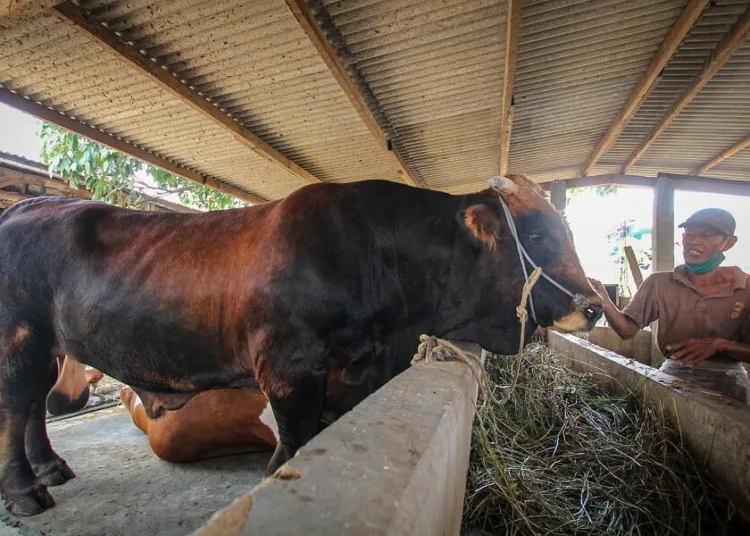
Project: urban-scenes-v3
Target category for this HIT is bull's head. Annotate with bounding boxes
[451,174,602,353]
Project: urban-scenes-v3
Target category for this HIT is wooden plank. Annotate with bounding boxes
[539,174,655,191]
[1,156,203,211]
[0,190,31,204]
[580,0,709,177]
[623,245,644,288]
[693,135,750,175]
[621,6,750,172]
[0,0,62,29]
[53,2,320,188]
[0,178,19,189]
[0,88,267,205]
[499,0,521,176]
[284,0,421,188]
[0,168,90,199]
[540,172,750,197]
[657,172,750,197]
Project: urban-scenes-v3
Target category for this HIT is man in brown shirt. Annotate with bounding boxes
[590,208,750,404]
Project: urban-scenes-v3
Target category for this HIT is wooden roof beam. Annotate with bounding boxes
[0,167,90,199]
[580,0,710,177]
[538,174,655,191]
[657,172,750,198]
[284,0,422,188]
[499,0,521,176]
[621,6,750,173]
[539,172,750,198]
[692,135,750,175]
[0,88,267,205]
[52,2,321,189]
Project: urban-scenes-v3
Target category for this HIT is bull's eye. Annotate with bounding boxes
[530,231,544,244]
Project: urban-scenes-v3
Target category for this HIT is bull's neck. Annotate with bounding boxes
[367,194,463,335]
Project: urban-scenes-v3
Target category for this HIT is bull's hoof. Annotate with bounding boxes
[3,484,55,516]
[34,459,76,487]
[265,444,294,477]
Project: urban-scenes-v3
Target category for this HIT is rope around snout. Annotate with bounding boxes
[412,266,543,406]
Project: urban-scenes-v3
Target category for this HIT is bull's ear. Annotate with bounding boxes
[463,204,501,249]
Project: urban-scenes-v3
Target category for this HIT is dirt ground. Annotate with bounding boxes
[1,405,271,536]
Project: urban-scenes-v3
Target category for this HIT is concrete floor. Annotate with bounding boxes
[0,406,271,536]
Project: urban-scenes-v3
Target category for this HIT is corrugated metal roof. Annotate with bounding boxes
[509,0,689,181]
[322,0,506,193]
[1,0,749,199]
[599,0,750,180]
[1,0,405,202]
[710,144,750,179]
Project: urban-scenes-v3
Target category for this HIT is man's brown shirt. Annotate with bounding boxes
[622,266,750,361]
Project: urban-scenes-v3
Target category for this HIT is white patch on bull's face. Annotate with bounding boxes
[133,394,142,409]
[553,309,592,332]
[488,176,518,196]
[259,400,279,441]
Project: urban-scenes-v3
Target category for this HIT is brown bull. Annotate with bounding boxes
[0,176,601,516]
[120,386,277,462]
[50,356,277,461]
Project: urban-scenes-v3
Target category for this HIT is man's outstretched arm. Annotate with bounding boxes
[588,278,641,340]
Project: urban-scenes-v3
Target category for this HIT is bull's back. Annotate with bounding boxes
[0,197,281,391]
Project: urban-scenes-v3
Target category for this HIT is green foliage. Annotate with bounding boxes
[38,123,245,211]
[567,184,619,200]
[595,184,618,197]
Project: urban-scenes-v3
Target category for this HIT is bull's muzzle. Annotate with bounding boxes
[552,295,603,332]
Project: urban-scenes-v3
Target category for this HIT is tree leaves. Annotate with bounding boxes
[37,123,247,211]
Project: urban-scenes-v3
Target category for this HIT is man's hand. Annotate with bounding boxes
[665,338,727,368]
[586,277,640,338]
[588,278,611,303]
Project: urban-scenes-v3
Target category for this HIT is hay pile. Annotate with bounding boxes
[462,343,741,536]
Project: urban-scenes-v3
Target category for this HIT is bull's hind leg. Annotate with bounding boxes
[26,360,76,487]
[0,318,56,516]
[263,368,327,477]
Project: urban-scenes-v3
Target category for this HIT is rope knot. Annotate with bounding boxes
[410,265,544,408]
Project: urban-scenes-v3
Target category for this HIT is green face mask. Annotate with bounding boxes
[685,251,725,274]
[685,236,729,274]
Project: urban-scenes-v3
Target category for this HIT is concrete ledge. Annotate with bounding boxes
[192,343,484,536]
[587,325,652,365]
[549,331,750,520]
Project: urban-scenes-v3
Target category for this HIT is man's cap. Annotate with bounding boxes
[678,208,736,236]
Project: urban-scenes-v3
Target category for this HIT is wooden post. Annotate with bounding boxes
[652,176,675,273]
[623,245,643,288]
[549,180,566,212]
[650,175,675,368]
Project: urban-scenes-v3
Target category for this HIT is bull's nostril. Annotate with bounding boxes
[583,303,603,322]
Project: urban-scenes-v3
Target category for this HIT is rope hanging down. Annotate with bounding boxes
[412,266,544,405]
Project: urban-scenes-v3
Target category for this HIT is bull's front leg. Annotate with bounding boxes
[26,362,76,487]
[261,357,327,477]
[0,319,57,516]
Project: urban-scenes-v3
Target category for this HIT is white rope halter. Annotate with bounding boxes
[490,178,592,324]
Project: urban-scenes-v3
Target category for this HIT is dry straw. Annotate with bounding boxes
[462,343,742,536]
